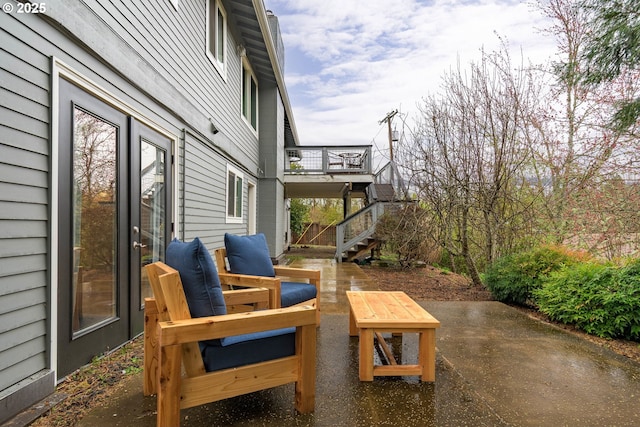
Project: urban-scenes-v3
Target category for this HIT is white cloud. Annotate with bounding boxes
[267,0,558,154]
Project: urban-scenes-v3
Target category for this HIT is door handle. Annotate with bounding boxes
[133,241,147,250]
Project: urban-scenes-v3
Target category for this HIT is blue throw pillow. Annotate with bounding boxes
[224,233,276,277]
[165,237,227,318]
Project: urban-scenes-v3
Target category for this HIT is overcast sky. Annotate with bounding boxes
[265,0,559,163]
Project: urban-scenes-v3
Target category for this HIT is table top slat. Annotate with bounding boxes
[346,291,440,329]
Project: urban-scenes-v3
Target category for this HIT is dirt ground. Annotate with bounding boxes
[29,246,640,426]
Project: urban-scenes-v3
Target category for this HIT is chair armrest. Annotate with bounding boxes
[218,273,281,290]
[223,288,269,311]
[158,305,317,346]
[144,297,160,316]
[273,267,321,285]
[219,273,282,309]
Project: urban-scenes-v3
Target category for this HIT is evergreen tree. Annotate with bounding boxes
[581,0,640,130]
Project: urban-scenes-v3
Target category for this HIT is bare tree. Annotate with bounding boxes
[73,109,117,270]
[525,0,639,246]
[399,43,534,286]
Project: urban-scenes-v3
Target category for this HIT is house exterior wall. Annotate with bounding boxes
[258,83,287,256]
[0,0,291,422]
[181,130,249,248]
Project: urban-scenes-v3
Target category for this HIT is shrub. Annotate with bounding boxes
[534,260,640,340]
[483,245,588,305]
[290,199,310,237]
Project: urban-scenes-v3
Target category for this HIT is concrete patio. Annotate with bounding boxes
[76,259,640,426]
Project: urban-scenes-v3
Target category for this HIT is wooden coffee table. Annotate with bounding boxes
[346,291,441,382]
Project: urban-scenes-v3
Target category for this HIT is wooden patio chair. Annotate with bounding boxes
[215,233,321,325]
[143,240,316,427]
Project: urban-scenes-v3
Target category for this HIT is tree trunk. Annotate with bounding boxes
[460,207,484,287]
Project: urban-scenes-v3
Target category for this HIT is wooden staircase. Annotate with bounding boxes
[335,162,406,262]
[343,237,380,262]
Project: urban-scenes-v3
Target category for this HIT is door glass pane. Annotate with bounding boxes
[72,108,118,334]
[140,140,166,305]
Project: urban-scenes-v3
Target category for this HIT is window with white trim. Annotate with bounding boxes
[206,0,227,75]
[242,59,258,131]
[226,165,244,222]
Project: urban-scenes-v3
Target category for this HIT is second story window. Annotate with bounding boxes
[207,0,226,74]
[242,59,258,131]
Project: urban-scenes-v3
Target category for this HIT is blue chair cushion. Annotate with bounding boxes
[281,282,317,307]
[165,237,227,319]
[224,233,276,277]
[201,327,296,372]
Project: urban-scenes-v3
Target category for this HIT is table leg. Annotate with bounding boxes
[359,328,374,381]
[419,329,436,382]
[348,308,357,337]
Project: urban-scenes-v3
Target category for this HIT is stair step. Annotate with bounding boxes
[343,239,382,262]
[367,183,396,202]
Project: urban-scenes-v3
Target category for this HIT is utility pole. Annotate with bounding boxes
[379,110,398,161]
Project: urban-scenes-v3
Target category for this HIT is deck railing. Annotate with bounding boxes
[285,145,372,175]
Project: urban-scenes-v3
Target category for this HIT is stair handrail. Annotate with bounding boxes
[374,161,407,200]
[335,161,408,260]
[335,201,390,261]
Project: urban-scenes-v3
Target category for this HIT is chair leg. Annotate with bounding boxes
[157,344,182,427]
[295,323,316,413]
[143,299,159,396]
[314,299,321,326]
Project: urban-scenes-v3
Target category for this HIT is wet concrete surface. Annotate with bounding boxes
[77,259,640,426]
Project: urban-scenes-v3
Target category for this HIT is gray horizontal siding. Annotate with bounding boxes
[0,125,49,154]
[0,108,48,142]
[0,182,48,205]
[0,353,48,397]
[0,11,50,394]
[45,0,260,171]
[0,201,47,220]
[0,238,46,261]
[0,87,49,124]
[0,337,46,371]
[0,163,48,188]
[0,254,47,282]
[0,287,47,318]
[183,133,227,246]
[0,48,49,91]
[0,220,47,239]
[0,69,49,106]
[0,0,278,405]
[0,322,45,354]
[0,271,46,297]
[0,291,47,389]
[0,303,46,337]
[182,132,248,248]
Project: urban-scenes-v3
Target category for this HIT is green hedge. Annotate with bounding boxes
[483,245,586,305]
[534,260,640,340]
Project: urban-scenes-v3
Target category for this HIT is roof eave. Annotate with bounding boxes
[251,0,300,147]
